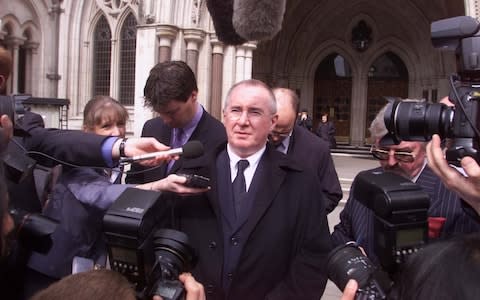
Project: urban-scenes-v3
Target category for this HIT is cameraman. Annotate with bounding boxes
[339,233,480,300]
[425,97,480,217]
[331,100,480,266]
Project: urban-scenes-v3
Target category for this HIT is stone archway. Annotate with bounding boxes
[313,53,353,143]
[365,52,409,141]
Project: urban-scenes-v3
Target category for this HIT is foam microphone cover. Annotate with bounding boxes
[233,0,286,41]
[206,0,247,45]
[182,141,204,158]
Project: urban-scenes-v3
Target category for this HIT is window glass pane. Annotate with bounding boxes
[119,13,137,106]
[93,15,112,97]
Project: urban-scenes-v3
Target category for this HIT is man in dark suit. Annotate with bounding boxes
[126,61,227,184]
[331,103,480,266]
[157,79,332,299]
[269,88,342,213]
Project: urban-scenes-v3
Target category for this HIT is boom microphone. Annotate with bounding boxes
[207,0,247,45]
[119,141,204,164]
[232,0,286,42]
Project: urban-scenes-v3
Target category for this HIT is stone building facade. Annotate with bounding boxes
[0,0,478,145]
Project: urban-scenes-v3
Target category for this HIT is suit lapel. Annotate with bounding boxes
[235,147,287,237]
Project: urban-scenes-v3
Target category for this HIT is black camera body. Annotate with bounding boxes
[103,188,162,291]
[103,188,196,300]
[327,242,392,300]
[353,170,430,274]
[384,16,480,165]
[328,170,430,299]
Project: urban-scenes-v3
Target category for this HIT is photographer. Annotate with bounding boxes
[338,233,480,300]
[331,100,480,266]
[29,270,205,300]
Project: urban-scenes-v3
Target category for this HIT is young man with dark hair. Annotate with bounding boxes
[126,61,227,184]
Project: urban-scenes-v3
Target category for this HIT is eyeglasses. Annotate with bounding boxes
[270,129,293,138]
[225,107,268,121]
[370,146,416,163]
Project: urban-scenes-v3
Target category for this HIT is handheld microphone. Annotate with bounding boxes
[120,141,204,164]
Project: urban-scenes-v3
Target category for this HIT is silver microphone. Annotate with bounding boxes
[120,141,204,164]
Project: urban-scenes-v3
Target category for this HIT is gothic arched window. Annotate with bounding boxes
[93,15,112,97]
[119,13,137,105]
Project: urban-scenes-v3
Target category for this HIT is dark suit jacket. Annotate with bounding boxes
[157,143,332,300]
[287,125,342,213]
[16,111,110,167]
[125,108,227,183]
[331,166,480,265]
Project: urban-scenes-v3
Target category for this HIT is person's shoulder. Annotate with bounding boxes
[16,111,45,131]
[294,125,330,150]
[143,117,165,127]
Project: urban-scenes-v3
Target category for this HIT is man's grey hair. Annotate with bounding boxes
[224,79,277,114]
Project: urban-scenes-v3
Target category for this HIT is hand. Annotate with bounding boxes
[427,134,480,215]
[112,137,175,166]
[152,273,205,300]
[340,279,358,300]
[138,174,210,195]
[0,115,13,153]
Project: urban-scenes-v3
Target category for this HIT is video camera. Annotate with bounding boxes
[103,188,196,300]
[327,170,430,299]
[0,94,29,126]
[384,16,480,165]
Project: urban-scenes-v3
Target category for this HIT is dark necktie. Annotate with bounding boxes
[167,128,184,172]
[232,159,249,217]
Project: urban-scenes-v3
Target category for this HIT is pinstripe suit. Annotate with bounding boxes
[331,166,480,265]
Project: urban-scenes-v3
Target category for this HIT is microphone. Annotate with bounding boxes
[232,0,286,42]
[206,0,247,45]
[119,140,204,164]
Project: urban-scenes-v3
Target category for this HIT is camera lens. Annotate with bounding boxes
[9,208,58,254]
[327,243,378,290]
[152,228,196,279]
[384,101,453,142]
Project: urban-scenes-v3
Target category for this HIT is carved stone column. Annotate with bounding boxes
[210,36,224,119]
[22,41,39,94]
[235,47,245,83]
[156,25,178,63]
[47,0,63,97]
[235,43,257,82]
[184,29,205,76]
[4,36,26,94]
[243,43,256,80]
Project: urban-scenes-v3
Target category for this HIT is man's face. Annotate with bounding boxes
[374,140,426,179]
[223,85,277,157]
[156,91,198,128]
[269,92,295,146]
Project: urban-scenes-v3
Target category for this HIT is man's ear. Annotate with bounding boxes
[0,75,5,91]
[191,90,198,102]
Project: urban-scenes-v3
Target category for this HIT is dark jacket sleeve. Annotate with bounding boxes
[331,185,356,247]
[17,112,111,167]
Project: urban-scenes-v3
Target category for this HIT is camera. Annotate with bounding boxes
[8,207,58,254]
[0,94,29,126]
[352,170,430,274]
[177,173,210,189]
[327,242,393,300]
[103,188,196,300]
[146,229,196,300]
[384,16,480,165]
[328,170,430,298]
